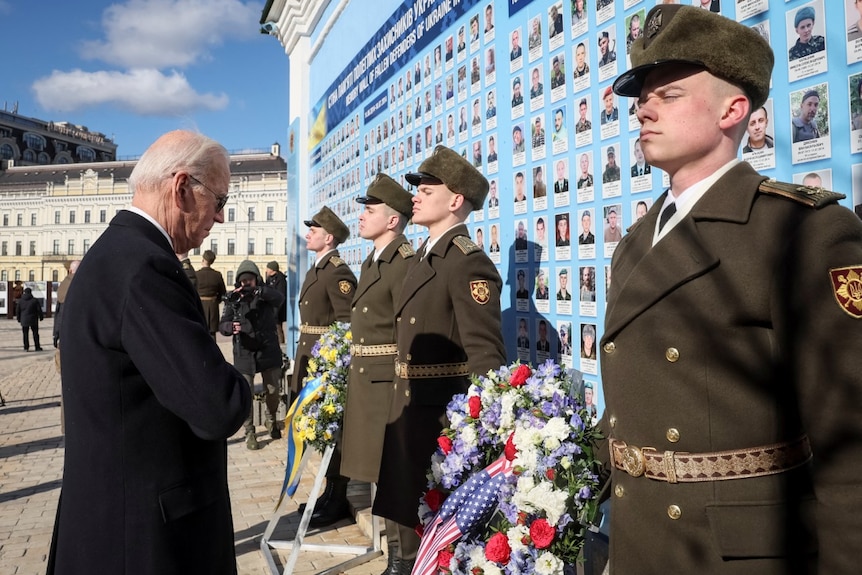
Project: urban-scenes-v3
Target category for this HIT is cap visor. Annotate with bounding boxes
[613,59,706,98]
[355,196,384,205]
[303,219,320,227]
[405,171,443,186]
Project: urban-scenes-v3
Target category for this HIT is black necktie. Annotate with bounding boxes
[658,202,677,232]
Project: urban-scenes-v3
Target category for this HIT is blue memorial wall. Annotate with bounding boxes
[303,0,862,419]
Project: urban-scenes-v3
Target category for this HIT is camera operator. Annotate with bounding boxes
[219,260,285,450]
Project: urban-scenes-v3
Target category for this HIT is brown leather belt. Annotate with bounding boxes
[350,343,397,357]
[610,435,812,484]
[395,360,470,379]
[299,325,329,335]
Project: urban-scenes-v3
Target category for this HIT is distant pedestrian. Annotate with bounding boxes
[16,287,43,352]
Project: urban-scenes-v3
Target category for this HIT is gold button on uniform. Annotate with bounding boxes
[603,342,616,354]
[666,428,680,443]
[410,317,416,324]
[359,367,365,373]
[667,505,681,520]
[406,353,412,360]
[614,485,625,498]
[609,416,617,428]
[363,306,368,313]
[665,347,680,362]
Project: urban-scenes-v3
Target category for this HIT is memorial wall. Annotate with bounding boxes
[302,0,862,416]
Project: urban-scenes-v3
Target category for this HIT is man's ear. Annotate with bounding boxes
[172,172,192,210]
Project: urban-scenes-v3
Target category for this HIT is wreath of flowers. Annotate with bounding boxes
[293,321,352,451]
[419,360,601,574]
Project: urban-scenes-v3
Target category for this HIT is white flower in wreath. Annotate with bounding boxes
[498,389,519,429]
[449,410,466,429]
[461,423,478,448]
[535,550,565,575]
[541,417,570,451]
[514,478,569,525]
[506,524,531,553]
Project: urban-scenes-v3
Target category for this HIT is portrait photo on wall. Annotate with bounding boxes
[571,0,588,37]
[510,26,524,72]
[848,0,862,64]
[572,41,591,93]
[852,163,862,219]
[742,98,776,171]
[575,95,594,148]
[849,74,862,153]
[597,27,618,82]
[792,168,832,191]
[790,83,831,164]
[786,1,828,82]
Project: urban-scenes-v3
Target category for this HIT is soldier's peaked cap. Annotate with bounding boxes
[612,5,773,111]
[304,206,350,243]
[405,145,489,211]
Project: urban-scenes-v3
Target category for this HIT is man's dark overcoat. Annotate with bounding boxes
[48,211,251,575]
[374,224,505,527]
[341,235,414,482]
[289,251,356,393]
[599,163,862,574]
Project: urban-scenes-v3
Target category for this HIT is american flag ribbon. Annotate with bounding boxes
[412,454,515,575]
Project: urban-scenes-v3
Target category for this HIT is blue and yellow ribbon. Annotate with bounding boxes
[276,376,325,508]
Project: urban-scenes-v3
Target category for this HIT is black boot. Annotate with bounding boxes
[397,560,415,575]
[379,542,401,575]
[298,478,334,516]
[308,476,351,527]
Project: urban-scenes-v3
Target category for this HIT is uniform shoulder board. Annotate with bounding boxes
[329,255,345,267]
[452,235,481,255]
[398,243,416,258]
[758,179,845,208]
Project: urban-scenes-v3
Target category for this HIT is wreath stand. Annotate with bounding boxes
[260,444,383,575]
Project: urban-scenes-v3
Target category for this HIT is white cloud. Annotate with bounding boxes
[32,69,229,116]
[79,0,261,69]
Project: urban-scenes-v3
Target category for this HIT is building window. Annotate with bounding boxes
[17,213,23,226]
[30,213,36,226]
[2,214,7,226]
[38,152,50,164]
[84,210,91,223]
[53,240,60,255]
[23,132,46,151]
[248,207,255,222]
[83,239,90,254]
[29,270,35,281]
[23,149,36,162]
[29,241,36,256]
[100,209,106,223]
[54,211,61,224]
[76,146,96,162]
[52,270,59,282]
[1,241,6,256]
[227,208,235,222]
[68,240,75,255]
[210,240,218,254]
[0,143,14,160]
[226,271,234,286]
[227,239,235,255]
[69,211,76,224]
[14,270,21,281]
[15,241,22,256]
[248,238,255,255]
[266,238,273,255]
[0,270,6,282]
[267,206,274,221]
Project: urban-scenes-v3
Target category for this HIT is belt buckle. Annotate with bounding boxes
[621,445,646,478]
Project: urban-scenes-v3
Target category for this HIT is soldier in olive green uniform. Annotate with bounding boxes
[340,174,415,575]
[291,206,356,527]
[374,146,505,574]
[601,6,862,574]
[196,250,226,342]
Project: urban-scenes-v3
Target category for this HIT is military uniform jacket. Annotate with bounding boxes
[341,235,414,483]
[48,211,250,575]
[289,250,356,393]
[599,163,862,574]
[196,266,226,333]
[374,224,505,527]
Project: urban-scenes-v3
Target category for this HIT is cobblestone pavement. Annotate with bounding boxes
[0,316,387,575]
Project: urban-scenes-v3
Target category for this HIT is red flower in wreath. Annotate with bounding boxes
[424,488,445,512]
[529,518,555,549]
[468,395,482,418]
[509,364,532,387]
[438,435,453,454]
[484,532,512,564]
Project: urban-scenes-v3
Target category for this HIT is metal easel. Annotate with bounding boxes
[260,444,383,575]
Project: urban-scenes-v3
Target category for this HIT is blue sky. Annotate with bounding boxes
[1,0,289,157]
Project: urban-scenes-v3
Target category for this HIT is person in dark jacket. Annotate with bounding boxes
[17,287,44,351]
[264,260,287,345]
[219,260,285,450]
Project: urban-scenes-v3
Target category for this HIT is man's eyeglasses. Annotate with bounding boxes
[182,173,229,212]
